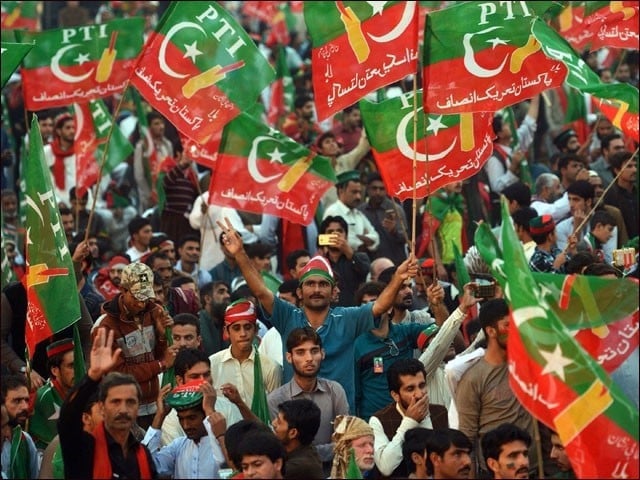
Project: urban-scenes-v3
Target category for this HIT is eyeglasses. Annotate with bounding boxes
[383,338,399,357]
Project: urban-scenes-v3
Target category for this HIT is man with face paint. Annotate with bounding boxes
[455,299,536,478]
[481,423,531,479]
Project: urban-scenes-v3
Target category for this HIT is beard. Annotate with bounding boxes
[292,362,320,378]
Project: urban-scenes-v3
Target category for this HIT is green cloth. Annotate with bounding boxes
[251,347,271,425]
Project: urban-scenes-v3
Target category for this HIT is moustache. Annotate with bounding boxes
[516,468,529,476]
[115,414,132,422]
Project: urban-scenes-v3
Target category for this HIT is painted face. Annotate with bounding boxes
[489,440,530,479]
[287,340,324,379]
[492,316,510,350]
[241,455,282,479]
[171,323,201,350]
[352,435,376,472]
[101,384,139,433]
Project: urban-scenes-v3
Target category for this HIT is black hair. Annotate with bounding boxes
[278,279,299,295]
[318,215,349,237]
[377,266,397,285]
[286,327,322,352]
[566,251,598,274]
[354,281,385,305]
[609,150,634,172]
[146,111,164,124]
[173,313,201,335]
[98,372,142,402]
[557,153,585,172]
[225,420,272,470]
[174,348,209,378]
[245,242,273,259]
[591,210,616,229]
[277,399,321,446]
[387,358,427,394]
[481,423,531,470]
[286,249,310,270]
[237,431,286,465]
[478,298,509,333]
[583,262,622,278]
[566,180,595,201]
[492,114,503,137]
[128,216,152,236]
[1,375,28,403]
[511,207,538,232]
[502,182,531,208]
[177,234,200,249]
[402,427,432,475]
[171,276,196,289]
[601,133,623,152]
[425,429,472,475]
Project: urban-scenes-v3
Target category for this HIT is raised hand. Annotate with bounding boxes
[88,328,122,381]
[216,217,243,256]
[200,382,217,417]
[404,393,429,423]
[459,283,481,314]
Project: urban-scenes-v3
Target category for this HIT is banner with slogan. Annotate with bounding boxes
[16,17,144,110]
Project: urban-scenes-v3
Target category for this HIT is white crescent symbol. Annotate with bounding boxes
[395,110,457,162]
[367,1,416,43]
[74,104,84,141]
[51,44,94,83]
[248,136,284,183]
[463,26,508,78]
[159,21,207,79]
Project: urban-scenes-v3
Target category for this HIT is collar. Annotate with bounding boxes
[104,424,140,450]
[289,377,326,396]
[220,346,256,363]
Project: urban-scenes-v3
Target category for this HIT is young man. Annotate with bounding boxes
[330,415,376,478]
[198,281,230,356]
[220,217,419,412]
[426,428,473,479]
[285,249,311,280]
[557,153,586,192]
[209,299,282,408]
[402,427,432,479]
[175,234,212,288]
[237,431,286,479]
[143,379,226,478]
[268,327,349,467]
[585,210,616,262]
[43,112,76,207]
[58,329,157,479]
[549,430,576,479]
[528,215,577,273]
[604,150,638,240]
[271,399,323,479]
[481,423,531,479]
[126,216,153,261]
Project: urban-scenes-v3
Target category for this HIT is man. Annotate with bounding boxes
[529,215,577,273]
[160,348,243,446]
[359,172,408,265]
[43,112,76,207]
[590,133,626,187]
[402,427,432,479]
[1,375,29,429]
[29,339,76,450]
[209,299,281,408]
[323,170,380,255]
[134,111,173,211]
[549,430,576,479]
[332,104,362,153]
[237,431,286,479]
[512,207,538,262]
[481,423,531,479]
[557,153,586,192]
[92,262,174,429]
[58,329,157,479]
[1,403,38,479]
[268,327,349,466]
[220,218,418,412]
[281,94,322,147]
[147,252,200,317]
[170,313,202,350]
[285,249,310,280]
[502,181,531,215]
[330,415,375,478]
[69,187,108,240]
[587,171,628,247]
[93,254,130,301]
[426,428,473,479]
[208,232,243,286]
[456,300,536,477]
[271,399,323,479]
[246,242,276,275]
[175,234,212,288]
[553,129,580,155]
[369,359,431,477]
[316,215,370,306]
[604,150,638,240]
[126,216,153,262]
[198,281,230,356]
[143,379,226,478]
[530,173,569,222]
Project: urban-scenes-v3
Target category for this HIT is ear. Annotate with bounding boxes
[321,348,326,361]
[412,451,425,466]
[390,390,400,404]
[429,451,439,467]
[296,287,303,298]
[285,352,293,365]
[288,427,299,441]
[274,458,283,473]
[487,457,499,474]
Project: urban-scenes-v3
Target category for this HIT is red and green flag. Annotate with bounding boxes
[1,1,40,31]
[581,1,639,49]
[555,2,590,51]
[1,41,33,87]
[131,2,274,144]
[180,132,220,170]
[22,116,80,358]
[480,198,639,480]
[73,99,134,197]
[16,18,143,111]
[305,1,418,120]
[267,46,294,128]
[210,112,336,225]
[242,1,283,24]
[9,425,33,479]
[265,2,295,47]
[532,17,639,142]
[359,90,494,201]
[423,1,566,114]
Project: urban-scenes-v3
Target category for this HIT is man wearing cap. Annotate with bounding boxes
[29,339,76,450]
[323,170,380,254]
[219,216,418,412]
[330,415,376,478]
[93,262,176,429]
[43,112,76,207]
[529,215,577,273]
[143,379,226,478]
[93,254,130,300]
[209,299,281,408]
[553,128,581,155]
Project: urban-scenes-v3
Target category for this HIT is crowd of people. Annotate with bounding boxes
[1,1,639,479]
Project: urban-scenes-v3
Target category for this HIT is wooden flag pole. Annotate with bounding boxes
[411,75,418,256]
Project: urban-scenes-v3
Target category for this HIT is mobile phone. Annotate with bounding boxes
[474,278,496,298]
[318,234,335,246]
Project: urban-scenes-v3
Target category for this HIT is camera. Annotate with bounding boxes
[318,234,336,246]
[472,275,496,298]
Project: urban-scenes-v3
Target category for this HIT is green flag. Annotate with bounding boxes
[251,347,272,426]
[1,1,40,31]
[161,326,176,389]
[23,116,81,358]
[266,45,294,128]
[452,242,470,292]
[72,322,86,382]
[1,42,33,87]
[346,448,363,479]
[9,425,32,479]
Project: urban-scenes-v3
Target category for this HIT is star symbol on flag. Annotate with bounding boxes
[74,52,91,66]
[426,115,447,136]
[48,403,61,421]
[183,41,203,63]
[540,344,573,381]
[267,147,285,164]
[366,1,387,15]
[486,37,508,49]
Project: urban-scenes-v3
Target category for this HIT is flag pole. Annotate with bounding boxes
[565,147,638,249]
[411,75,418,256]
[83,80,131,245]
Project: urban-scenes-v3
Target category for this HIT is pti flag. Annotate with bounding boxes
[73,99,133,197]
[532,18,639,142]
[582,1,639,50]
[23,116,80,358]
[210,112,336,225]
[267,46,294,128]
[360,90,494,201]
[423,1,566,114]
[131,2,275,144]
[556,2,590,51]
[180,133,220,170]
[1,1,40,31]
[16,17,144,110]
[483,198,639,480]
[1,42,33,87]
[305,1,418,120]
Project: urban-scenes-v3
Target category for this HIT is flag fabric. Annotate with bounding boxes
[475,199,639,479]
[265,2,295,47]
[531,17,639,142]
[267,46,294,128]
[72,322,86,383]
[9,425,32,479]
[556,2,590,51]
[581,1,640,50]
[1,1,40,31]
[251,347,272,426]
[346,448,363,479]
[131,2,275,144]
[305,1,418,120]
[28,380,63,449]
[452,242,470,292]
[423,1,566,114]
[1,41,33,87]
[179,133,220,170]
[210,112,336,225]
[16,17,144,110]
[22,116,81,358]
[242,1,282,23]
[73,99,133,197]
[360,90,494,201]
